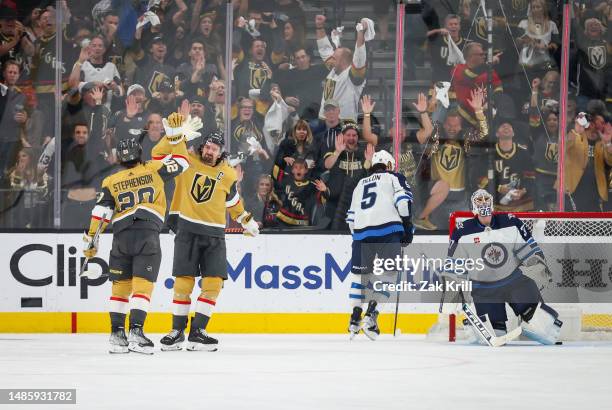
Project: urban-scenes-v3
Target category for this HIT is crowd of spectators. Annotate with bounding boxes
[0,0,609,232]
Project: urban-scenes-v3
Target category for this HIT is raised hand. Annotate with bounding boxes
[361,95,376,114]
[532,77,541,91]
[91,86,105,104]
[365,143,375,162]
[467,87,484,112]
[412,92,427,113]
[125,95,139,118]
[335,134,346,153]
[179,99,190,118]
[314,179,327,192]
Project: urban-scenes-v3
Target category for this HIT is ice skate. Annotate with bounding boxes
[186,328,218,351]
[109,328,129,354]
[128,326,154,355]
[362,301,380,341]
[160,329,185,351]
[349,306,363,340]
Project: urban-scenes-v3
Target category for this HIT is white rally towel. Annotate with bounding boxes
[263,99,290,150]
[446,34,465,65]
[356,18,376,42]
[435,82,451,108]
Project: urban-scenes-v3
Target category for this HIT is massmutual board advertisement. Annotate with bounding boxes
[0,234,449,333]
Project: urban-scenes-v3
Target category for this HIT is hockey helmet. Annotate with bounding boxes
[371,150,395,171]
[471,189,494,217]
[116,137,142,163]
[201,129,225,150]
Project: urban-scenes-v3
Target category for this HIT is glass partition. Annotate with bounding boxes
[0,1,605,233]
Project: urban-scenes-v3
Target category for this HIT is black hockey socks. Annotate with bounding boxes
[191,313,211,331]
[110,312,126,332]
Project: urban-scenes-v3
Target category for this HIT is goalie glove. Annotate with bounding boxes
[83,232,99,259]
[237,211,259,237]
[162,112,186,144]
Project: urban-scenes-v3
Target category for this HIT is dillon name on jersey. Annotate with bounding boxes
[346,172,412,240]
[448,213,544,283]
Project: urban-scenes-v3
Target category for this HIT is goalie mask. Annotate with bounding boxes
[471,189,494,217]
[371,150,395,171]
[117,137,142,163]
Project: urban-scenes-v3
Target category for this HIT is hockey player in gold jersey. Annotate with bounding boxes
[152,130,260,352]
[83,112,199,354]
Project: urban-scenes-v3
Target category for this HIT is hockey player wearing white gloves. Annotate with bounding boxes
[447,189,562,345]
[346,150,414,340]
[152,129,260,352]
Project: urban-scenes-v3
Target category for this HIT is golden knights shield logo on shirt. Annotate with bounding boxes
[249,62,267,89]
[440,145,461,171]
[148,71,171,95]
[588,46,606,70]
[323,79,336,101]
[545,142,558,162]
[190,173,217,203]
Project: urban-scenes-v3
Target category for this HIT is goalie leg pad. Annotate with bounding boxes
[521,303,562,345]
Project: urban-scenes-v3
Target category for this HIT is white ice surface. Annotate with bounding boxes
[0,334,611,410]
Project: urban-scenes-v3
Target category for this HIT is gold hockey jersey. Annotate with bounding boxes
[152,139,246,237]
[88,139,189,235]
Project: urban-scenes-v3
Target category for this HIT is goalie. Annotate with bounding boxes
[445,189,563,345]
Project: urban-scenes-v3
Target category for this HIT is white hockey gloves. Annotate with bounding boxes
[237,211,259,237]
[163,112,203,144]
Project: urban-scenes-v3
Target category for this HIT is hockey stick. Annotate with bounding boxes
[392,246,404,337]
[459,291,522,347]
[80,214,109,279]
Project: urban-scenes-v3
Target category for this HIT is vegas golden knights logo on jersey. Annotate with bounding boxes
[545,142,558,162]
[249,63,267,89]
[148,71,171,95]
[191,173,217,203]
[588,46,606,70]
[476,18,486,41]
[323,79,336,101]
[440,145,461,171]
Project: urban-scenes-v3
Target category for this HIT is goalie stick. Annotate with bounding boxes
[459,291,522,347]
[438,273,521,346]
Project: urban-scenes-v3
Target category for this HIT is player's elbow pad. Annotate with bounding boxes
[92,205,112,221]
[396,200,411,218]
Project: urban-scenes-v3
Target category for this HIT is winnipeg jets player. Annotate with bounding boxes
[346,150,413,340]
[448,189,563,345]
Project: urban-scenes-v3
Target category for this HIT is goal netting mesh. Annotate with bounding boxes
[427,212,612,342]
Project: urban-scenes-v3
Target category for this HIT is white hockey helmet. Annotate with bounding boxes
[371,150,395,171]
[471,189,494,217]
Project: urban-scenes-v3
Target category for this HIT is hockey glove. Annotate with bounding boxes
[401,217,414,245]
[237,212,260,237]
[163,112,186,144]
[182,115,203,141]
[83,232,99,259]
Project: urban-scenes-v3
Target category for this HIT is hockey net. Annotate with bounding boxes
[427,211,612,342]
